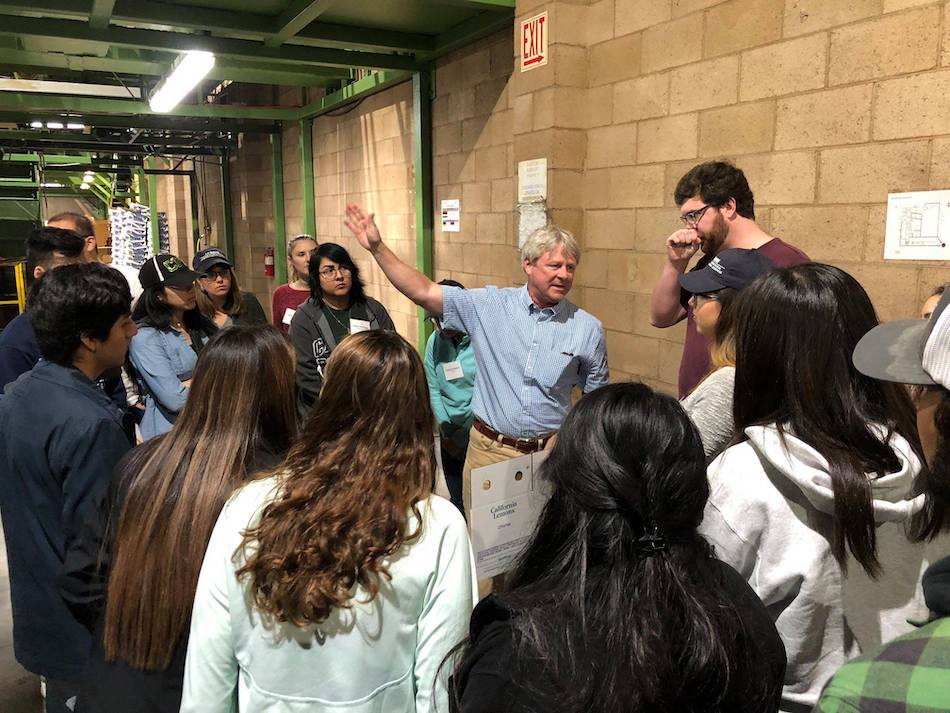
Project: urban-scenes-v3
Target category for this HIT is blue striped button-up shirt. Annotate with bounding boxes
[441,284,609,438]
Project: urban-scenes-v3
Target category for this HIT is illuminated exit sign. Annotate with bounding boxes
[520,11,548,72]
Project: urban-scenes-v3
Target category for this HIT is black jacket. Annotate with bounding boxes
[231,292,267,326]
[0,361,132,681]
[289,296,395,419]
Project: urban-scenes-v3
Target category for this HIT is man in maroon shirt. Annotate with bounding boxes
[650,161,810,398]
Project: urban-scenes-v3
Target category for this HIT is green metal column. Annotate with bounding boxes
[271,134,288,284]
[413,70,434,355]
[220,151,235,265]
[146,157,160,254]
[299,118,316,237]
[189,170,200,250]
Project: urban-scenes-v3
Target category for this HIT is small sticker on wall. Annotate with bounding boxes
[441,199,460,232]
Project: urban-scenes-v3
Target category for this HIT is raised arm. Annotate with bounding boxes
[344,203,443,317]
[649,228,702,327]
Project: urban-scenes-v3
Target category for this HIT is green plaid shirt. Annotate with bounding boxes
[817,617,950,712]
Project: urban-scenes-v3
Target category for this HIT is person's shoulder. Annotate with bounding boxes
[567,300,605,333]
[759,237,810,266]
[226,475,282,522]
[419,494,469,537]
[0,312,33,343]
[272,283,292,298]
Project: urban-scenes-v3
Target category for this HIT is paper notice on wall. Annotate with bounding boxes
[441,199,460,232]
[518,158,547,202]
[884,190,950,260]
[470,450,550,580]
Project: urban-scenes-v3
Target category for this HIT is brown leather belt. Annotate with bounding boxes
[473,418,555,454]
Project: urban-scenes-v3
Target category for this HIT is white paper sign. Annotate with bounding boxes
[518,158,547,202]
[442,360,464,381]
[884,190,950,260]
[349,318,371,334]
[282,307,296,326]
[441,199,460,232]
[470,450,550,580]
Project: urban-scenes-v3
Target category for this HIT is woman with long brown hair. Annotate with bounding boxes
[68,325,297,713]
[193,247,267,328]
[180,330,475,713]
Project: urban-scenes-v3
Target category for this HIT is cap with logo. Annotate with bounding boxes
[853,289,950,389]
[678,248,776,295]
[193,247,232,274]
[138,253,201,290]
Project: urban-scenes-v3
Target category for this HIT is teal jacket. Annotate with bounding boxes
[424,331,476,452]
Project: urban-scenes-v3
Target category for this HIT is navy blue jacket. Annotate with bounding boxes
[0,312,39,391]
[0,361,132,681]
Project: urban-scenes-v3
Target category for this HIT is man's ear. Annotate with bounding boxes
[721,197,738,219]
[85,235,98,254]
[78,333,98,353]
[33,266,45,280]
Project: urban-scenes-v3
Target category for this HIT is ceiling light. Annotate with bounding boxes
[29,120,42,128]
[41,182,63,188]
[82,174,94,183]
[66,123,85,130]
[46,121,63,129]
[80,183,90,190]
[149,51,215,113]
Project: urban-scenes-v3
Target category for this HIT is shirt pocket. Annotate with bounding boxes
[533,350,579,390]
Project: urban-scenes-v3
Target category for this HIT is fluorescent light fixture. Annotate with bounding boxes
[66,123,85,130]
[46,121,64,129]
[149,51,215,113]
[41,182,63,188]
[82,174,94,183]
[29,120,43,128]
[79,183,90,190]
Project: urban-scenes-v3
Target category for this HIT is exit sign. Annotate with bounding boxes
[520,12,548,72]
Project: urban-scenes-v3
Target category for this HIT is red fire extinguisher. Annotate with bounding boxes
[264,246,275,277]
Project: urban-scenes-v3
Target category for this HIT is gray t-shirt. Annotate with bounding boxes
[681,366,735,461]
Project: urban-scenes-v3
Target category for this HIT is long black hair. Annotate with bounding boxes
[732,263,922,576]
[132,283,216,335]
[307,242,366,308]
[455,382,780,712]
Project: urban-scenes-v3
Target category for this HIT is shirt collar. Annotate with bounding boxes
[520,283,565,316]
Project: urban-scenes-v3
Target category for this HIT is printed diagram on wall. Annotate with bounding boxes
[884,190,950,260]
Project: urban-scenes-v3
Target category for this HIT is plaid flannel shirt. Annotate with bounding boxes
[817,617,950,712]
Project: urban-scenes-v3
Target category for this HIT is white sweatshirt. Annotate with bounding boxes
[699,425,948,712]
[180,477,477,713]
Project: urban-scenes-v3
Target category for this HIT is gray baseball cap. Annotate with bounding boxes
[852,289,950,387]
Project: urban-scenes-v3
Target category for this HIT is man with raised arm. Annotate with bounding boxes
[344,203,608,513]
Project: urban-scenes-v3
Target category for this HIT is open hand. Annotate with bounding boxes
[665,229,701,269]
[344,203,382,252]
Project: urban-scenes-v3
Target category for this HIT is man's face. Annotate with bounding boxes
[96,314,138,371]
[524,244,576,307]
[679,196,728,255]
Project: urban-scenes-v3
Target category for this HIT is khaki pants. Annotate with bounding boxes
[462,425,528,598]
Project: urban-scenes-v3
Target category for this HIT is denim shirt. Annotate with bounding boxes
[129,326,204,440]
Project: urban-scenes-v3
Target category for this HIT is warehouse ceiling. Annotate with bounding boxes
[0,0,515,157]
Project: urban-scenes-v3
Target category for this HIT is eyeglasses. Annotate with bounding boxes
[318,265,352,278]
[680,204,714,227]
[689,292,719,306]
[203,269,230,281]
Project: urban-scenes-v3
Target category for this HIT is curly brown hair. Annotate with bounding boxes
[236,329,436,626]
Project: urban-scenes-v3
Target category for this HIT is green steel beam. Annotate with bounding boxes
[412,70,434,355]
[432,0,514,8]
[0,178,38,188]
[146,158,159,253]
[270,135,287,285]
[89,0,116,30]
[294,23,433,53]
[221,152,235,268]
[1,152,93,164]
[0,111,279,135]
[298,70,413,120]
[0,14,420,71]
[268,0,337,47]
[300,118,315,237]
[189,171,200,249]
[0,130,235,148]
[431,9,515,56]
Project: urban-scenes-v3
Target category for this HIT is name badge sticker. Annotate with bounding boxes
[282,307,296,326]
[442,360,464,381]
[350,318,371,334]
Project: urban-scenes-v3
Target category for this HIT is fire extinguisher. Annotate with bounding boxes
[264,246,275,277]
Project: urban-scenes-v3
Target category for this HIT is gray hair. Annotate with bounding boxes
[521,225,581,264]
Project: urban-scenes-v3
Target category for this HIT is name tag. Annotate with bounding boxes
[442,360,464,381]
[282,307,296,326]
[350,318,371,334]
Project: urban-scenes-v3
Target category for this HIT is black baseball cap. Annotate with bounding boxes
[139,254,201,289]
[678,248,776,294]
[193,247,232,274]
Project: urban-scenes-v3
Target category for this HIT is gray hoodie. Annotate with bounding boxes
[699,424,949,712]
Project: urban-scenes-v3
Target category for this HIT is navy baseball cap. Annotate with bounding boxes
[678,248,776,294]
[193,247,231,274]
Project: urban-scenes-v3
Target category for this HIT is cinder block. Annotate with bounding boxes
[605,330,661,378]
[615,0,671,35]
[459,48,491,88]
[434,123,461,156]
[769,206,868,261]
[664,158,703,206]
[918,267,950,307]
[874,70,950,140]
[491,109,514,144]
[462,116,492,152]
[931,137,950,189]
[818,141,930,203]
[609,165,667,207]
[738,151,817,205]
[585,168,612,209]
[672,0,728,16]
[739,34,828,101]
[841,262,921,321]
[670,56,739,113]
[513,93,533,135]
[554,44,589,88]
[491,177,514,212]
[449,90,477,123]
[885,0,936,10]
[829,7,939,85]
[475,77,511,116]
[775,85,871,149]
[448,153,475,184]
[699,100,775,156]
[586,0,616,46]
[635,207,678,252]
[614,73,670,122]
[547,170,587,210]
[462,181,492,212]
[489,34,515,78]
[513,128,586,170]
[589,33,643,86]
[475,145,509,181]
[631,294,684,340]
[586,209,637,250]
[783,0,884,38]
[580,249,610,286]
[637,113,699,164]
[704,0,784,57]
[587,123,638,169]
[584,289,636,332]
[533,87,588,130]
[657,339,682,386]
[641,14,704,73]
[628,252,669,293]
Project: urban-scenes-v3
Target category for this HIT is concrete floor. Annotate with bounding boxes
[0,523,43,712]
